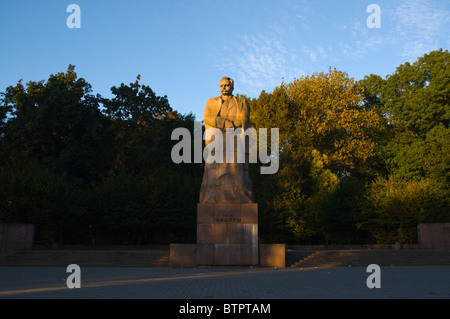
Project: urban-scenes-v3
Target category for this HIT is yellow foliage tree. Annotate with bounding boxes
[250,68,385,243]
[282,69,382,173]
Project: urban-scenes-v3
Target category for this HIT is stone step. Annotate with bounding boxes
[285,251,315,266]
[0,250,170,267]
[2,249,450,267]
[289,250,450,267]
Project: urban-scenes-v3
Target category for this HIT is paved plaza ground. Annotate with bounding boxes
[0,265,449,299]
[1,265,447,317]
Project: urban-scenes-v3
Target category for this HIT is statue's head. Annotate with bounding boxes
[220,77,234,96]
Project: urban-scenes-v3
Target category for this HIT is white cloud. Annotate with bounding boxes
[334,0,448,63]
[341,34,385,59]
[216,31,305,97]
[302,45,327,63]
[394,0,448,60]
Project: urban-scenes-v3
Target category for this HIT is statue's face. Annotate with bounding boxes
[220,79,233,96]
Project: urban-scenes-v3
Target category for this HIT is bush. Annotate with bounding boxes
[358,175,449,244]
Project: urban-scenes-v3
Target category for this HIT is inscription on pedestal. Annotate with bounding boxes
[215,215,241,223]
[198,203,258,224]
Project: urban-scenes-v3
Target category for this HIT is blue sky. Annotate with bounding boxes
[1,0,449,119]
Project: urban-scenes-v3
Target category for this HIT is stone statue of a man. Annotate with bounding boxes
[199,77,253,203]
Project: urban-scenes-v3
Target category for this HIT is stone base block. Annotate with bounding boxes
[170,203,284,267]
[0,224,35,253]
[418,223,450,251]
[259,244,286,268]
[197,223,258,245]
[197,203,258,245]
[170,243,286,267]
[169,244,197,267]
[197,244,258,265]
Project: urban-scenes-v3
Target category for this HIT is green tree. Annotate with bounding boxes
[0,66,203,245]
[358,176,449,244]
[359,49,449,182]
[91,77,202,244]
[0,162,80,244]
[102,75,172,123]
[357,49,450,243]
[251,69,384,243]
[84,169,199,245]
[309,177,369,244]
[1,65,110,184]
[100,77,177,175]
[381,49,449,137]
[361,51,449,183]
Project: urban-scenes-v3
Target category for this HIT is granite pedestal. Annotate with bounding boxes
[170,203,285,267]
[196,203,258,266]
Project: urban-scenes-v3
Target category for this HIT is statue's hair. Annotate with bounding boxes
[220,77,234,88]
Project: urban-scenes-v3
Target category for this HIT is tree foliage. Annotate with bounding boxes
[355,49,450,243]
[250,68,385,243]
[0,65,201,245]
[0,50,448,246]
[1,65,109,183]
[358,176,449,244]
